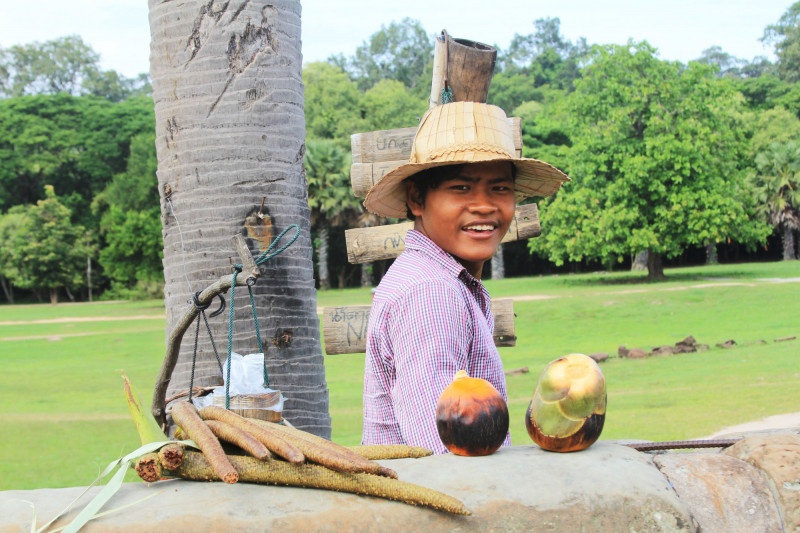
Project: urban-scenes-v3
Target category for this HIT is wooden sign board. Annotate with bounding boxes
[322,298,516,355]
[350,117,522,198]
[344,203,540,264]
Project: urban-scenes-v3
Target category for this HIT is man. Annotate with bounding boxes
[361,101,569,453]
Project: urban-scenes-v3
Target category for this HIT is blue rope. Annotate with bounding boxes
[224,223,301,406]
[440,86,454,104]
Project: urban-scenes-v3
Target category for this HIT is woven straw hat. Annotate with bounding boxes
[363,101,570,218]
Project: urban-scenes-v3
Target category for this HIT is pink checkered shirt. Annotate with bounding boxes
[361,230,511,454]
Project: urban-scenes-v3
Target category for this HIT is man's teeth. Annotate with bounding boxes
[464,224,494,231]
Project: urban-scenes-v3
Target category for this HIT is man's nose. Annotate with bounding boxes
[468,187,497,211]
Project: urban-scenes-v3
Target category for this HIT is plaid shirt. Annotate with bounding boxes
[361,230,511,454]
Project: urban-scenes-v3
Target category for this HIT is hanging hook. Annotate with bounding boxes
[209,294,226,318]
[257,197,266,220]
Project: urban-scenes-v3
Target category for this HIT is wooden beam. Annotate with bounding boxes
[344,203,540,264]
[349,118,522,198]
[321,298,516,355]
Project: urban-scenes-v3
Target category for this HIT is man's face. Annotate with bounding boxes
[407,161,516,279]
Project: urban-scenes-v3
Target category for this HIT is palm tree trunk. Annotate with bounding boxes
[781,225,796,260]
[149,0,330,437]
[491,243,505,279]
[317,226,330,290]
[360,263,373,287]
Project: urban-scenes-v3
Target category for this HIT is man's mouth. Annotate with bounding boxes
[463,224,496,232]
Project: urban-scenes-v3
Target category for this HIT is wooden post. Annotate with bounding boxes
[429,30,497,108]
[322,299,517,355]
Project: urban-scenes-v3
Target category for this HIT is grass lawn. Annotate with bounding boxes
[1,260,799,490]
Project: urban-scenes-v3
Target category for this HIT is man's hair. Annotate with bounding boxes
[404,165,466,220]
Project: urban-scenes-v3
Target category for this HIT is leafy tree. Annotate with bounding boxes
[749,142,800,259]
[748,106,800,158]
[3,185,90,303]
[97,205,163,290]
[0,94,154,221]
[488,72,547,112]
[0,35,149,100]
[734,73,792,110]
[529,42,770,280]
[0,210,27,302]
[347,18,433,92]
[497,18,588,91]
[93,131,163,293]
[304,139,361,289]
[303,62,366,145]
[360,78,427,131]
[693,46,751,77]
[762,1,800,82]
[512,88,572,168]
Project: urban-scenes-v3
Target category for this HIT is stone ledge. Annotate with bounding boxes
[1,433,797,533]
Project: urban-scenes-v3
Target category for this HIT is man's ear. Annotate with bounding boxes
[406,181,424,218]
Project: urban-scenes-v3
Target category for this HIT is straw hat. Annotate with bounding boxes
[363,101,570,218]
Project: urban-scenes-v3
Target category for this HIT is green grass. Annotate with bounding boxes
[1,260,799,490]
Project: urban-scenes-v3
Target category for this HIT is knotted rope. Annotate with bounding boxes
[224,224,301,408]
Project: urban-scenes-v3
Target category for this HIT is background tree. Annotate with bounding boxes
[748,106,800,157]
[3,185,90,303]
[149,0,331,436]
[345,18,433,93]
[302,62,365,144]
[0,35,150,100]
[750,142,800,259]
[497,18,587,91]
[694,45,751,78]
[0,94,154,220]
[762,1,800,83]
[93,131,163,296]
[360,78,427,131]
[304,138,361,289]
[529,42,770,280]
[0,210,26,302]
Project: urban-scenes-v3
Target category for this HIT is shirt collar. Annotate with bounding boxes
[404,229,482,287]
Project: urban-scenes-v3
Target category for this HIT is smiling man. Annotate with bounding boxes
[360,102,569,453]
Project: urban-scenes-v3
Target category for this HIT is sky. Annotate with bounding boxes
[0,0,792,79]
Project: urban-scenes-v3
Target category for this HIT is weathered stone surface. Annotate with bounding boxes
[0,443,698,533]
[627,348,648,359]
[654,452,782,532]
[588,352,609,363]
[725,434,800,532]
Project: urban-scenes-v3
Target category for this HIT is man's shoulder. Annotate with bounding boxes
[380,249,455,290]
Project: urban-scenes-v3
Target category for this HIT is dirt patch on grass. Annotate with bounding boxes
[0,412,130,422]
[0,315,164,326]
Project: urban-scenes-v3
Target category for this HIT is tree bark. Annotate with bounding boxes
[360,263,373,288]
[317,226,330,290]
[646,249,665,281]
[631,250,648,271]
[491,244,505,280]
[705,242,718,265]
[149,0,331,437]
[0,276,13,304]
[781,225,796,260]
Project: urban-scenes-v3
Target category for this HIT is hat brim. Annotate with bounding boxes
[363,155,570,219]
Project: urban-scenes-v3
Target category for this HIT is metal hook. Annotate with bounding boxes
[209,294,226,318]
